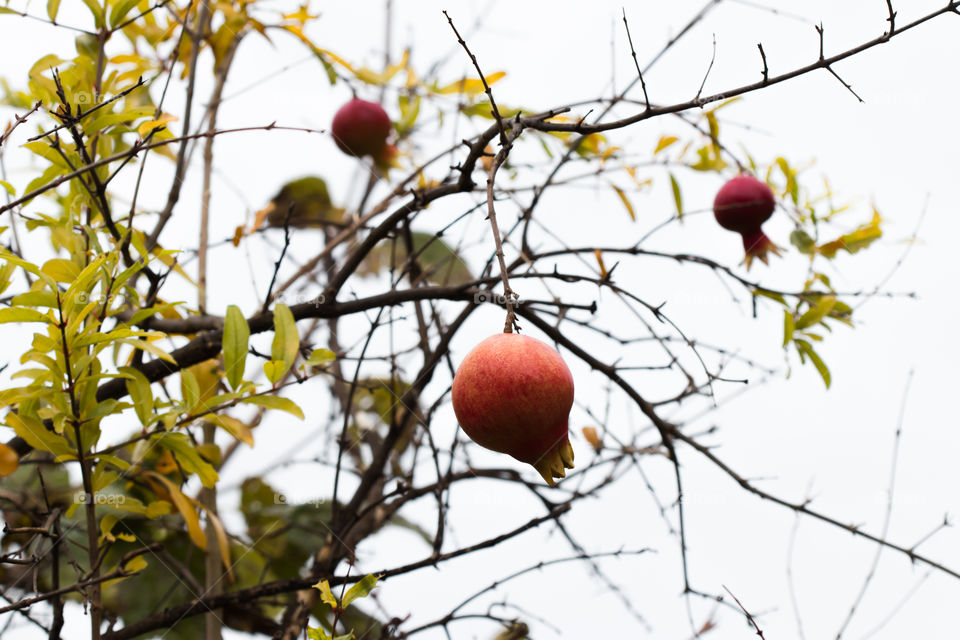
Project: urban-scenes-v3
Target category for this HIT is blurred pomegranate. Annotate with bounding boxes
[331,98,392,159]
[713,174,781,268]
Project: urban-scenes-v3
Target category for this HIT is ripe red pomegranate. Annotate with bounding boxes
[331,98,392,159]
[713,174,781,268]
[451,333,575,485]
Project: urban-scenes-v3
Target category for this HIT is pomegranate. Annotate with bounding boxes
[331,98,392,159]
[713,174,782,268]
[451,333,575,485]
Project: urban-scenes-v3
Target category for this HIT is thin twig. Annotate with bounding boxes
[621,10,651,109]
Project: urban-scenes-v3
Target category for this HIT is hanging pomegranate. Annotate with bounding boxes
[713,174,781,268]
[451,333,575,485]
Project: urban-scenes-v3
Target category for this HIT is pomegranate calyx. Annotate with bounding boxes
[532,437,575,486]
[741,228,782,269]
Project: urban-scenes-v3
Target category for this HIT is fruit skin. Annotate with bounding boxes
[713,174,781,268]
[331,98,392,158]
[451,333,575,485]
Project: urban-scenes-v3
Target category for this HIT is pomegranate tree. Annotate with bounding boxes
[330,98,392,160]
[713,174,781,268]
[451,333,575,485]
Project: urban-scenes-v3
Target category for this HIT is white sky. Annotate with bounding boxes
[0,1,958,639]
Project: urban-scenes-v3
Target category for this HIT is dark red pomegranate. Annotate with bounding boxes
[713,174,781,268]
[451,333,575,485]
[331,98,392,158]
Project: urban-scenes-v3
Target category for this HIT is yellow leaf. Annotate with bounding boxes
[312,579,339,609]
[624,166,652,190]
[795,295,837,330]
[100,513,120,542]
[197,503,234,581]
[150,248,195,285]
[154,449,178,474]
[668,172,683,219]
[188,359,221,409]
[207,414,254,446]
[435,71,505,95]
[355,52,409,86]
[304,43,355,73]
[282,5,319,23]
[118,338,176,364]
[145,501,171,518]
[143,471,206,548]
[41,258,81,283]
[600,144,621,161]
[594,250,608,278]
[654,136,679,155]
[818,211,883,258]
[122,555,148,574]
[582,427,603,452]
[609,184,635,221]
[137,113,178,137]
[0,442,19,476]
[263,360,284,385]
[573,132,607,157]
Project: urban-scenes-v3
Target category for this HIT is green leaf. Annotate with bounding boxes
[795,339,831,388]
[0,260,15,295]
[117,338,176,364]
[241,395,304,419]
[783,311,795,347]
[789,229,817,255]
[118,366,153,426]
[312,579,339,609]
[304,348,336,367]
[395,93,420,136]
[155,432,219,488]
[668,172,683,219]
[180,369,199,413]
[270,303,299,379]
[223,305,249,390]
[753,288,787,306]
[108,0,141,27]
[11,290,59,308]
[0,180,14,195]
[79,0,105,28]
[0,308,51,324]
[0,249,57,288]
[342,574,379,609]
[774,157,799,205]
[263,360,284,385]
[6,413,74,459]
[796,295,836,330]
[47,0,61,22]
